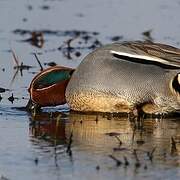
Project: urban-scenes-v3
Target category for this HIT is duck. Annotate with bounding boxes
[28,41,180,115]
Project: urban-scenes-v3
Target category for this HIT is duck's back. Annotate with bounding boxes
[65,42,180,113]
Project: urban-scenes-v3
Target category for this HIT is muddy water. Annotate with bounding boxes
[0,0,180,179]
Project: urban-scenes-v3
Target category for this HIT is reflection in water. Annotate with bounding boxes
[30,112,66,145]
[29,111,180,178]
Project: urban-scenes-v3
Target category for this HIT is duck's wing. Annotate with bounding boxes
[110,41,180,69]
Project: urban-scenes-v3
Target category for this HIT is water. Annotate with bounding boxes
[0,0,180,179]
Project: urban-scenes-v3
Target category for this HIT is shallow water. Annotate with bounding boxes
[0,0,180,179]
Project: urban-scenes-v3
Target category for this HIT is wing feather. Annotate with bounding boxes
[110,41,180,69]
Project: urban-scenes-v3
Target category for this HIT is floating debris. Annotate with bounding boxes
[22,18,28,22]
[44,62,57,67]
[74,51,81,57]
[8,93,15,103]
[40,5,50,10]
[13,28,102,60]
[34,157,39,165]
[88,39,102,50]
[13,29,99,37]
[27,5,33,11]
[82,35,92,43]
[0,87,6,93]
[0,175,10,180]
[111,36,123,42]
[59,36,80,59]
[76,13,84,18]
[22,31,44,48]
[93,39,102,46]
[142,30,153,42]
[96,165,100,171]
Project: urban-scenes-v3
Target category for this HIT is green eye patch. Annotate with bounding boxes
[34,70,71,89]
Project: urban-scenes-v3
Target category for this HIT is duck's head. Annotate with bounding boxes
[28,66,75,107]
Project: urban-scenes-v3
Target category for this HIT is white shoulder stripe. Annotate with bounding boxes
[110,50,169,65]
[178,74,180,83]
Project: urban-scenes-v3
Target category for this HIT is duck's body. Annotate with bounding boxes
[29,41,180,114]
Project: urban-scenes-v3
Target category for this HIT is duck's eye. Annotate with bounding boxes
[172,73,180,94]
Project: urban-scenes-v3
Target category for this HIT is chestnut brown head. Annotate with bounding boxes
[28,66,75,107]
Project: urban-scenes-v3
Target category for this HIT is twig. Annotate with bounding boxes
[33,53,43,71]
[11,50,19,66]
